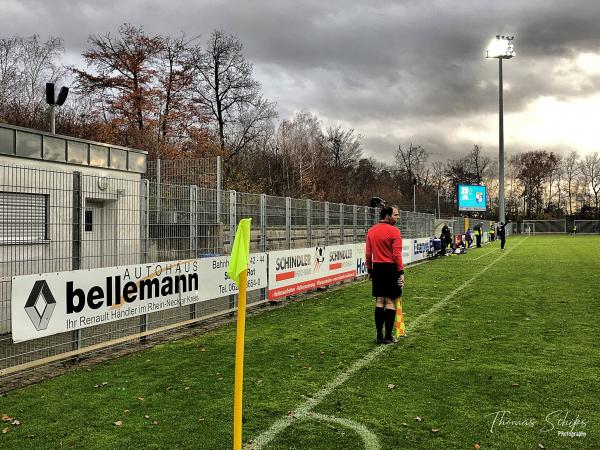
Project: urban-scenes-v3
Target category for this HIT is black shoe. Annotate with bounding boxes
[376,336,384,344]
[383,337,398,344]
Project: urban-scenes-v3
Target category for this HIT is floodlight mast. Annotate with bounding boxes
[45,82,69,134]
[486,35,515,225]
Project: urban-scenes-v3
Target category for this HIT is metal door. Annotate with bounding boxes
[82,200,117,269]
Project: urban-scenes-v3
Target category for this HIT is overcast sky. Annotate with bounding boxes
[3,0,600,163]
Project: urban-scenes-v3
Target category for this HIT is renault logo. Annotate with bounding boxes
[24,280,56,331]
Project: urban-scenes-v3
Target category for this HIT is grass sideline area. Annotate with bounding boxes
[1,235,598,449]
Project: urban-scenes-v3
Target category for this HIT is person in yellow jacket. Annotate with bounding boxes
[474,223,482,247]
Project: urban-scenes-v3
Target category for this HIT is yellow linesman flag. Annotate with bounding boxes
[394,297,406,338]
[227,218,252,287]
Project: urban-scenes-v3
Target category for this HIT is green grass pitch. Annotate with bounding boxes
[1,235,599,449]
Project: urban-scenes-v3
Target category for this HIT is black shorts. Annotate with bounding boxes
[371,263,402,299]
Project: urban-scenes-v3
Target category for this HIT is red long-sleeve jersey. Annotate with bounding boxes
[365,222,404,273]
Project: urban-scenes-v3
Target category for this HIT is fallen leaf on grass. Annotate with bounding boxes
[2,428,8,434]
[11,420,20,426]
[198,348,206,352]
[198,417,205,422]
[511,383,520,388]
[217,377,224,381]
[414,416,423,422]
[401,423,408,427]
[144,415,150,419]
[431,428,440,433]
[185,386,191,390]
[138,397,145,402]
[538,444,545,449]
[152,420,160,425]
[287,410,296,417]
[387,384,396,390]
[124,410,130,414]
[26,434,35,439]
[474,444,481,449]
[1,414,12,422]
[114,421,123,427]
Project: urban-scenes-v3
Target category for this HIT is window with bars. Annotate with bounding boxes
[0,192,48,243]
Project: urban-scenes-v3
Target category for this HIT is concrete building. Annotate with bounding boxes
[0,123,147,334]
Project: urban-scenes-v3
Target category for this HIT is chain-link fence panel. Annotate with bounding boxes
[574,220,600,234]
[145,157,220,190]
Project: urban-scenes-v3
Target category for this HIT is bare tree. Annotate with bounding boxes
[429,160,449,215]
[326,125,362,170]
[273,111,324,196]
[226,96,277,160]
[0,35,66,128]
[395,143,428,182]
[430,161,446,192]
[468,145,490,185]
[155,33,200,143]
[580,152,600,218]
[562,151,580,215]
[0,37,20,107]
[191,30,276,159]
[546,153,563,215]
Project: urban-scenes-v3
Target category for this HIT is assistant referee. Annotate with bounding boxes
[365,205,405,344]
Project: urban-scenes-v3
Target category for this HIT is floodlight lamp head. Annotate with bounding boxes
[56,87,69,106]
[45,83,55,105]
[486,35,516,59]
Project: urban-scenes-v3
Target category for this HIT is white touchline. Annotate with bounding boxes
[473,250,496,260]
[247,237,527,450]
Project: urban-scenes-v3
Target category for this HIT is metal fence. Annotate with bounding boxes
[145,157,221,190]
[574,220,600,234]
[1,161,435,376]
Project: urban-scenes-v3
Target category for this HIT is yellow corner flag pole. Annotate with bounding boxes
[227,218,252,450]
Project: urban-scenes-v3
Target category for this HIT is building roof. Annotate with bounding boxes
[0,123,147,173]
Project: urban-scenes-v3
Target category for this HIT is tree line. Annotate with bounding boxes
[1,27,599,219]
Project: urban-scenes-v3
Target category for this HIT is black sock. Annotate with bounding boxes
[384,308,396,339]
[374,307,385,339]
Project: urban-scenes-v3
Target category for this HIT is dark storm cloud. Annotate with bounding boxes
[3,0,600,159]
